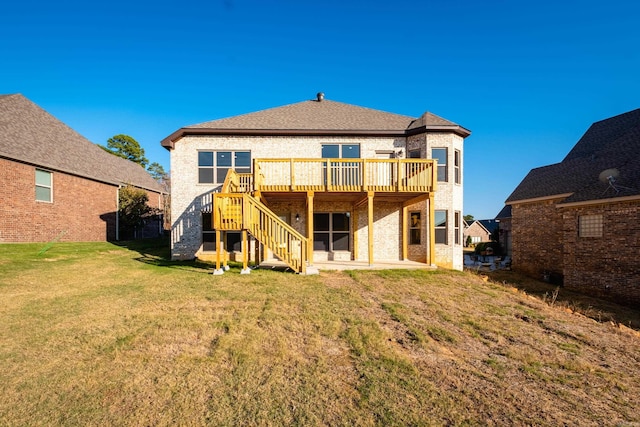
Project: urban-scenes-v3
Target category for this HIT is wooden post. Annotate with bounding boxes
[306,191,314,266]
[213,229,224,275]
[241,229,250,274]
[402,205,408,261]
[429,193,436,267]
[367,191,374,266]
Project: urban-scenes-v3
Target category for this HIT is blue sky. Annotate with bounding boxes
[2,0,639,219]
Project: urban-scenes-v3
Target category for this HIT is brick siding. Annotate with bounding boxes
[0,158,164,243]
[562,202,640,306]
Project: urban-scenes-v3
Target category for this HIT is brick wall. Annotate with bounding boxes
[0,158,117,242]
[511,199,565,280]
[562,202,640,306]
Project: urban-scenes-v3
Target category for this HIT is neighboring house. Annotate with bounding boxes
[162,94,470,272]
[0,94,166,242]
[463,219,499,246]
[505,108,640,306]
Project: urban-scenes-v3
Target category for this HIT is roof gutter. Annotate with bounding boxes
[161,125,472,150]
[557,194,640,208]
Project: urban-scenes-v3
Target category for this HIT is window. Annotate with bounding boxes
[198,150,251,184]
[432,148,447,182]
[409,211,421,244]
[454,211,461,245]
[321,144,360,159]
[202,213,241,251]
[435,210,447,244]
[454,150,461,184]
[202,212,216,251]
[313,212,350,251]
[408,149,421,159]
[35,169,52,202]
[579,214,603,238]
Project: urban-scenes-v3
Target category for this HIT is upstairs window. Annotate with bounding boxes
[35,169,52,202]
[321,144,360,159]
[408,149,421,159]
[198,151,251,184]
[454,149,461,184]
[432,148,448,182]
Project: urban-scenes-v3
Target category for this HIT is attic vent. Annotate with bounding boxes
[316,92,324,102]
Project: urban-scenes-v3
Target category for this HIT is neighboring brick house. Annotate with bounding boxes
[0,94,165,242]
[505,108,640,306]
[463,219,499,246]
[162,94,470,271]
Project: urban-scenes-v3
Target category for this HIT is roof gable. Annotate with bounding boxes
[0,94,163,192]
[506,108,640,205]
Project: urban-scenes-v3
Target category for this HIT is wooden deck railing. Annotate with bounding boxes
[213,193,307,274]
[221,169,253,193]
[253,158,435,193]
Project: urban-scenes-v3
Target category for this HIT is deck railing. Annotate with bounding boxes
[253,158,435,193]
[213,193,307,273]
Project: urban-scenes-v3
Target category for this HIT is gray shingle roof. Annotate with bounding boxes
[506,108,640,204]
[162,97,470,148]
[0,94,163,193]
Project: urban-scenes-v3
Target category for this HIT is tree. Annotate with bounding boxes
[118,185,159,239]
[147,162,167,182]
[464,214,475,222]
[101,134,149,168]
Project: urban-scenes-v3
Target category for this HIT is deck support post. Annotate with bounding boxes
[402,205,408,261]
[241,229,250,274]
[213,229,224,275]
[367,191,374,266]
[428,193,436,267]
[306,191,314,266]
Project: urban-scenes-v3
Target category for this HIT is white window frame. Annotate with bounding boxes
[35,169,53,203]
[197,150,251,184]
[432,148,448,182]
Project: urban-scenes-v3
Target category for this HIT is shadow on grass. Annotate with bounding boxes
[484,269,640,330]
[112,237,215,273]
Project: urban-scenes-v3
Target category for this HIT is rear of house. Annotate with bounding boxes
[163,94,470,271]
[0,94,165,242]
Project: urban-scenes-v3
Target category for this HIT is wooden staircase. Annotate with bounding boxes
[213,171,308,274]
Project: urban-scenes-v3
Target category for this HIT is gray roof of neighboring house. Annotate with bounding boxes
[506,108,640,205]
[0,94,163,193]
[161,96,471,149]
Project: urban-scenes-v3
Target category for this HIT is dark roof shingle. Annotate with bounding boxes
[0,94,163,193]
[162,97,470,148]
[506,108,640,204]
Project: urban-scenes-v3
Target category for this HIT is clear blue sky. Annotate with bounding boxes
[2,0,639,219]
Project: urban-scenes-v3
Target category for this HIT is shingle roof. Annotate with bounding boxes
[0,94,163,193]
[506,108,640,205]
[161,97,470,149]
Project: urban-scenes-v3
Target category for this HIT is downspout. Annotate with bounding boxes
[116,185,121,241]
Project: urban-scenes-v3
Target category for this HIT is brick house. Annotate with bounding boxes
[463,219,499,246]
[505,108,640,306]
[162,94,470,272]
[0,94,165,242]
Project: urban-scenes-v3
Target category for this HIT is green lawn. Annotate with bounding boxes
[1,239,638,426]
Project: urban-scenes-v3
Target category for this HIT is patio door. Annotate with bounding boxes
[313,213,350,252]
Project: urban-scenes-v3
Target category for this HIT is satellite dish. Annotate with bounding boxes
[598,168,619,184]
[598,168,634,194]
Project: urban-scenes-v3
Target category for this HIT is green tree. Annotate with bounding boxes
[118,185,159,239]
[147,162,167,182]
[464,214,475,222]
[101,134,149,168]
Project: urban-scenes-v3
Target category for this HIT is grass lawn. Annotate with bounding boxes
[1,239,639,426]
